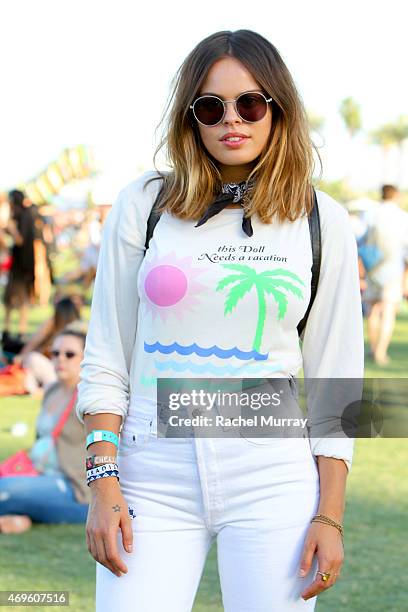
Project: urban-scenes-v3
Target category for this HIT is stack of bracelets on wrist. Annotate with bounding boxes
[311,514,344,539]
[86,429,120,487]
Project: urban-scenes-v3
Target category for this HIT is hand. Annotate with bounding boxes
[298,521,343,601]
[86,478,133,577]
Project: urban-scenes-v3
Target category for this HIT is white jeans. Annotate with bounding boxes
[96,415,321,612]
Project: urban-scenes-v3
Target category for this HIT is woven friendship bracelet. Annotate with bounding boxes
[87,470,119,486]
[86,463,118,477]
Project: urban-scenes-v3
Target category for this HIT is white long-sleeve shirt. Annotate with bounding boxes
[76,171,364,472]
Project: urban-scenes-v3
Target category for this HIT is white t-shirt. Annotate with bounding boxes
[76,171,364,472]
[367,201,408,287]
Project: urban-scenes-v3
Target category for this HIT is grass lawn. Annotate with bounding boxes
[0,300,407,611]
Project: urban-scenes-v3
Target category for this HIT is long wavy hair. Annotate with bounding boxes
[147,29,320,223]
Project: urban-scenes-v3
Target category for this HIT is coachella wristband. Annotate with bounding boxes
[86,455,117,470]
[86,430,119,449]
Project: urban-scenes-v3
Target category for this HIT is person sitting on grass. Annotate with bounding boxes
[0,329,90,534]
[10,296,83,396]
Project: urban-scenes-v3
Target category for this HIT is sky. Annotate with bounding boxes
[1,0,408,201]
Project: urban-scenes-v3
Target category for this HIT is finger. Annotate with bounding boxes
[298,540,316,577]
[88,533,99,564]
[86,530,91,555]
[94,533,118,577]
[325,564,342,587]
[120,515,133,554]
[104,530,128,576]
[301,568,335,600]
[301,576,327,601]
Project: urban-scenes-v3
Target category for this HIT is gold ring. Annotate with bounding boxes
[317,571,331,582]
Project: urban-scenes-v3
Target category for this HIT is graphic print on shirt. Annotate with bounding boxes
[140,254,270,364]
[140,251,207,322]
[140,251,268,362]
[216,263,305,352]
[138,241,306,384]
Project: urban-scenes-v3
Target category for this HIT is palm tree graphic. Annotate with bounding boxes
[216,263,305,352]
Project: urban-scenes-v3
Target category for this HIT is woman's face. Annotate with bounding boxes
[195,56,272,181]
[51,334,84,386]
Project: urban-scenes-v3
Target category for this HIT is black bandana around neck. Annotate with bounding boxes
[194,179,255,237]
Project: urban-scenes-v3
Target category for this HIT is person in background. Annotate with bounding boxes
[0,329,90,534]
[0,227,10,287]
[2,190,36,338]
[0,195,11,286]
[365,185,408,365]
[30,201,54,307]
[13,297,83,395]
[60,204,111,291]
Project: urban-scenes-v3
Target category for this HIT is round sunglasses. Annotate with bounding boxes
[51,350,79,359]
[190,91,272,126]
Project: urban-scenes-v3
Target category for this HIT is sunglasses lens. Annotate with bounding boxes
[236,93,268,122]
[194,96,224,125]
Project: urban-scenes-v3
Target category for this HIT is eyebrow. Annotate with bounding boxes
[198,89,263,98]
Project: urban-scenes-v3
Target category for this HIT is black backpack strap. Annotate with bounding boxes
[145,183,164,251]
[297,187,321,338]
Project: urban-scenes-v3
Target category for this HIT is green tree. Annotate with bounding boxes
[339,97,362,185]
[339,97,362,137]
[216,264,305,353]
[369,118,408,183]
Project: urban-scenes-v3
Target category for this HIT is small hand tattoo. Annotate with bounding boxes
[112,504,121,512]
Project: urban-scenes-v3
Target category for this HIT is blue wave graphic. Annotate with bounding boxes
[154,359,284,376]
[144,341,268,361]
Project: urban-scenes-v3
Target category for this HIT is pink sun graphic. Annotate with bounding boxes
[139,252,207,322]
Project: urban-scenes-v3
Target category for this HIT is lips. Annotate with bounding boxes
[220,132,250,141]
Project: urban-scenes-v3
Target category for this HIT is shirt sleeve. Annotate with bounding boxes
[75,172,160,425]
[301,191,365,474]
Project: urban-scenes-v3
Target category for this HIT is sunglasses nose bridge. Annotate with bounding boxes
[222,99,242,123]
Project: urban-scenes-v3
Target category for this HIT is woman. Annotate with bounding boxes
[12,296,83,395]
[2,190,36,337]
[32,204,54,307]
[0,329,90,534]
[76,30,364,611]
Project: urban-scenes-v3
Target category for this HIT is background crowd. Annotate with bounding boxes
[0,190,111,533]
